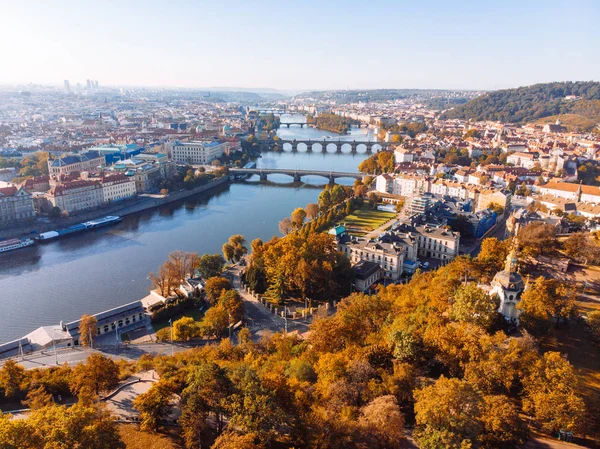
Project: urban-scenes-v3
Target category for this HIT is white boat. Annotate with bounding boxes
[84,215,122,229]
[0,238,35,254]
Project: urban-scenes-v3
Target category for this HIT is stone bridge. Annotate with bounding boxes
[258,139,391,153]
[280,122,308,128]
[229,168,363,184]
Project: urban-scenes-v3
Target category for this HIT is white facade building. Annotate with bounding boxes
[171,141,227,165]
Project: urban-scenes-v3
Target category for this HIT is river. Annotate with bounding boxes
[0,115,379,342]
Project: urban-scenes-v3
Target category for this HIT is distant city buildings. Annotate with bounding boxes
[0,185,35,226]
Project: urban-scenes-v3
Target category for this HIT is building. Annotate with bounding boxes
[47,180,103,213]
[336,229,418,281]
[489,243,525,322]
[395,222,460,261]
[407,192,434,216]
[394,147,414,163]
[171,140,227,165]
[63,300,147,343]
[352,260,384,292]
[48,151,105,177]
[0,185,35,225]
[99,173,137,203]
[539,181,600,204]
[507,152,538,169]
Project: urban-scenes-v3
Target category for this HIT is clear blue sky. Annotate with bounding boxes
[0,0,598,91]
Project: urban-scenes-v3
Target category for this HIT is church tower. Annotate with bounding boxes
[490,237,524,322]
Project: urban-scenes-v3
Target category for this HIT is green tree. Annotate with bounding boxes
[198,254,226,279]
[450,283,499,330]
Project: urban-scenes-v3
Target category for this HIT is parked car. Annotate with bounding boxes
[422,262,430,269]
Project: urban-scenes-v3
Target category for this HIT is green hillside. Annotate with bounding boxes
[441,81,600,130]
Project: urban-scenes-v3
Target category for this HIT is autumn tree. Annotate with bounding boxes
[201,304,230,338]
[0,359,26,399]
[278,217,293,235]
[564,232,600,265]
[450,282,499,330]
[218,289,244,322]
[359,395,405,448]
[211,431,265,449]
[23,385,53,410]
[149,265,171,297]
[305,203,319,220]
[70,353,119,399]
[476,237,509,279]
[0,403,125,449]
[291,207,307,229]
[79,314,98,347]
[518,277,576,333]
[227,234,248,262]
[523,351,586,434]
[518,222,558,257]
[204,277,232,304]
[198,254,226,279]
[222,243,235,263]
[172,316,201,341]
[134,380,173,431]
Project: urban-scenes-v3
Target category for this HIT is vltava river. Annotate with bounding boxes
[0,115,380,342]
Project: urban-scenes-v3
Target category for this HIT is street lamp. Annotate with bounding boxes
[52,328,58,365]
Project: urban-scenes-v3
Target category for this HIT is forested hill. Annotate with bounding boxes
[441,81,600,127]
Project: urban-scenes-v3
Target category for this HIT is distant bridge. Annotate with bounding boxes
[229,168,363,183]
[280,122,308,128]
[258,138,392,153]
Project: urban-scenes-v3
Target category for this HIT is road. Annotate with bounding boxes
[226,264,312,340]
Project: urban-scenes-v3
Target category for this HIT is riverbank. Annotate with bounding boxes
[0,177,229,241]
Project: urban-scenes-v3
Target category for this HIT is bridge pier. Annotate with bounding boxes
[293,173,301,183]
[259,172,268,181]
[328,175,335,185]
[291,143,298,152]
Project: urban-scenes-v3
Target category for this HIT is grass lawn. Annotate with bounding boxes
[152,306,205,333]
[341,205,397,236]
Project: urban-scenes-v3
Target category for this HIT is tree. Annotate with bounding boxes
[518,222,558,257]
[291,207,307,229]
[278,217,293,235]
[79,314,98,347]
[222,243,235,262]
[219,289,244,322]
[0,359,26,399]
[0,403,125,449]
[134,380,173,431]
[523,352,586,434]
[173,316,201,341]
[149,265,171,297]
[588,310,600,339]
[204,277,232,304]
[305,203,319,220]
[359,395,405,448]
[518,277,576,333]
[476,237,509,278]
[450,283,499,330]
[564,232,600,265]
[211,431,265,449]
[414,377,482,449]
[70,353,120,398]
[198,254,226,279]
[479,394,526,448]
[49,206,61,219]
[201,303,230,338]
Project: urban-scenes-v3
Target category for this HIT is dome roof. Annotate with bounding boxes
[493,270,524,291]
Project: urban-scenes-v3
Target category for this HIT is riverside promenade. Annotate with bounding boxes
[0,177,229,240]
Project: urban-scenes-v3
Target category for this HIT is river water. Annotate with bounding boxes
[0,115,379,342]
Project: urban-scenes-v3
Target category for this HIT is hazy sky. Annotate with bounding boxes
[0,0,598,91]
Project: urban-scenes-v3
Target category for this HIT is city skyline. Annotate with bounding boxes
[1,0,599,91]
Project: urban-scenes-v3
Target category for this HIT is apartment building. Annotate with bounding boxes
[98,174,137,203]
[47,180,103,213]
[0,185,35,225]
[395,222,460,261]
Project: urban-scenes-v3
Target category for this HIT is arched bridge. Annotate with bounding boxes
[259,138,392,153]
[280,122,308,128]
[229,168,363,184]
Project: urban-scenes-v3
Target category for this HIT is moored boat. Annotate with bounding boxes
[0,238,35,254]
